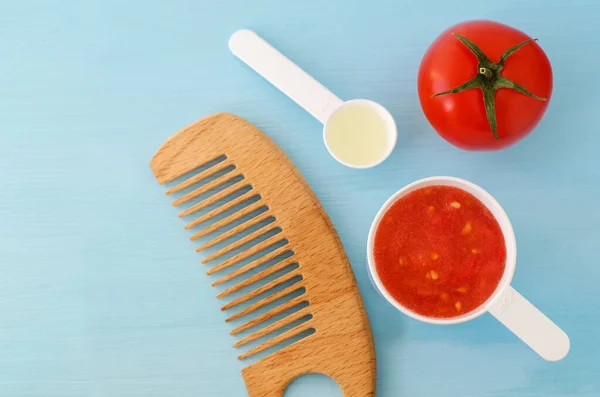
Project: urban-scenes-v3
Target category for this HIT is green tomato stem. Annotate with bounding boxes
[431,34,546,140]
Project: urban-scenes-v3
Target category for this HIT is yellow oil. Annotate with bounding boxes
[324,104,391,166]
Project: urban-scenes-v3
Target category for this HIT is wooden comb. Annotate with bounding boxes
[150,112,376,396]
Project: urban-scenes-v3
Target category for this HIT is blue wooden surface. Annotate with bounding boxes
[0,0,598,396]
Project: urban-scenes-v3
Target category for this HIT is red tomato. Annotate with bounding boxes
[418,20,553,150]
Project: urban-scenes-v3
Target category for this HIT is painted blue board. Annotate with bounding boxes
[0,0,598,396]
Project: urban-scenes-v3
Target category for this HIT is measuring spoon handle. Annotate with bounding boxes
[229,29,343,124]
[489,286,570,361]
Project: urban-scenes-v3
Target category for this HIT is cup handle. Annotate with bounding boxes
[229,29,343,124]
[488,286,570,361]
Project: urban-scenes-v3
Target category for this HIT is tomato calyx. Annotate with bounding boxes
[431,34,547,140]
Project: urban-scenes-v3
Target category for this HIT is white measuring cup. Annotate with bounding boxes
[229,29,397,169]
[366,176,570,361]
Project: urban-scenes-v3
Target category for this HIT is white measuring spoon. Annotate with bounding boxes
[367,177,570,362]
[229,29,397,169]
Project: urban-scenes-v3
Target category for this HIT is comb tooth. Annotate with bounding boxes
[166,159,234,195]
[155,154,226,185]
[221,269,301,311]
[225,282,305,322]
[217,257,297,299]
[202,225,278,261]
[211,246,292,286]
[197,212,273,251]
[173,173,242,206]
[179,184,250,218]
[238,322,314,360]
[185,191,258,230]
[206,235,287,274]
[231,295,306,335]
[234,306,312,348]
[190,202,267,241]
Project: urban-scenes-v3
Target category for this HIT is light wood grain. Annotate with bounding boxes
[150,112,376,396]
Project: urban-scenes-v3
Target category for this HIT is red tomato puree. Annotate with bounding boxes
[373,185,506,318]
